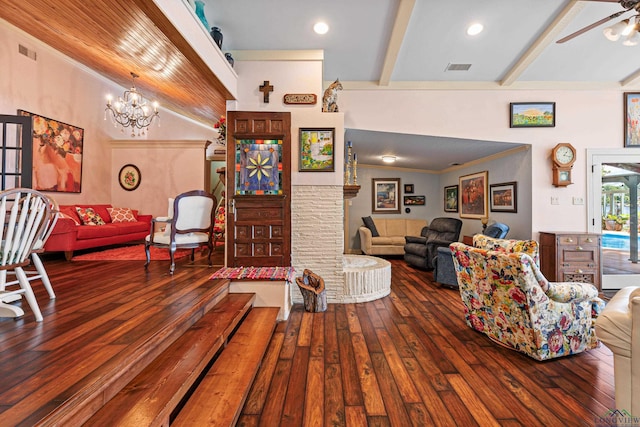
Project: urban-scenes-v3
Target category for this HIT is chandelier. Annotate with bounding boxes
[105,72,159,136]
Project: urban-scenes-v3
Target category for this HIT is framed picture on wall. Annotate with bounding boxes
[624,92,640,147]
[404,184,414,194]
[372,178,401,214]
[404,195,425,205]
[490,181,517,213]
[459,171,488,219]
[118,164,141,191]
[509,102,555,128]
[299,128,335,171]
[18,110,84,193]
[444,185,458,212]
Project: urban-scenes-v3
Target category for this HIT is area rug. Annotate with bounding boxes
[72,244,193,261]
[210,266,296,282]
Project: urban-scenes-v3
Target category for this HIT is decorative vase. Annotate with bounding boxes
[210,27,223,49]
[194,1,209,29]
[225,53,234,67]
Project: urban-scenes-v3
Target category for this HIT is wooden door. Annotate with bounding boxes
[226,111,291,267]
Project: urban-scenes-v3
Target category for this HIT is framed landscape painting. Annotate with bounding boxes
[18,110,83,193]
[510,102,555,128]
[372,178,400,214]
[299,128,335,171]
[459,171,488,219]
[490,181,517,213]
[404,195,425,206]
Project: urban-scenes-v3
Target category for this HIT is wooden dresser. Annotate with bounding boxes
[539,232,602,291]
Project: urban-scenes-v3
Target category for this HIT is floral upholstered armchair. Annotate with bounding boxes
[450,241,605,361]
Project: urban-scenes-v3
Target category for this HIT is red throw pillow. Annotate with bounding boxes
[107,207,137,223]
[75,207,106,226]
[59,205,81,224]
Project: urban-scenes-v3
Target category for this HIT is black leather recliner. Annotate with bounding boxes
[433,222,510,288]
[403,217,462,270]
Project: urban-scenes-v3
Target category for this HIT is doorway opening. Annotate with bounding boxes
[588,149,640,289]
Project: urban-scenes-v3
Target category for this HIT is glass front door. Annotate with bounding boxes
[589,150,640,289]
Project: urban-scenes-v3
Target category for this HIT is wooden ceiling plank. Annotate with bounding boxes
[0,0,230,126]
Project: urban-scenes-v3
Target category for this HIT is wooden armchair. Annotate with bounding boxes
[144,190,216,274]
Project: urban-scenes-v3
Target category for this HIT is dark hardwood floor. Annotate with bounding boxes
[0,248,615,426]
[238,258,616,427]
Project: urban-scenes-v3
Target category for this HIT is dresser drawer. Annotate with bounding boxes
[556,234,599,247]
[558,268,599,286]
[558,248,598,264]
[539,231,601,291]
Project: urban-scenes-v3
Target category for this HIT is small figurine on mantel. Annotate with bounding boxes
[322,78,343,112]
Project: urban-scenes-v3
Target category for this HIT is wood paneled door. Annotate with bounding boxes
[226,111,291,267]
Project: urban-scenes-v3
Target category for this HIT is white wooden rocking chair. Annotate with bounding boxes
[0,188,50,322]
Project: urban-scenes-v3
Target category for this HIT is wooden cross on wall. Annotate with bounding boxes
[259,80,274,103]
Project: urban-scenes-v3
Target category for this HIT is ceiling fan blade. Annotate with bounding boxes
[556,9,629,43]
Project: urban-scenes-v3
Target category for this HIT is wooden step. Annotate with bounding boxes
[172,307,280,426]
[83,292,256,426]
[34,277,231,426]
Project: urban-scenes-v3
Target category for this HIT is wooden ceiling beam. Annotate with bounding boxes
[378,0,416,87]
[500,1,585,86]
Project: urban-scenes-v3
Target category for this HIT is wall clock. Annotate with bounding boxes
[119,164,141,191]
[551,143,576,187]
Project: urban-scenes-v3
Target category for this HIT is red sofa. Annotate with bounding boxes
[44,204,152,260]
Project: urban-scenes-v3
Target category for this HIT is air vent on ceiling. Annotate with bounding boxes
[18,44,37,61]
[445,63,471,71]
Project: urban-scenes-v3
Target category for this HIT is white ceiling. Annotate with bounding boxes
[205,0,640,170]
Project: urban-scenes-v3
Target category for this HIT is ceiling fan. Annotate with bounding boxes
[557,0,640,44]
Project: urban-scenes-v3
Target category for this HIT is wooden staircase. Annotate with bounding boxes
[33,277,278,426]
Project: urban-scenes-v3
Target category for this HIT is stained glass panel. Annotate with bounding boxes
[235,139,283,195]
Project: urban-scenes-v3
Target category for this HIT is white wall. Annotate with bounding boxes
[340,89,624,237]
[228,60,345,186]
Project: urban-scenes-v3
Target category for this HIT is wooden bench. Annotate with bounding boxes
[85,292,257,426]
[172,306,280,426]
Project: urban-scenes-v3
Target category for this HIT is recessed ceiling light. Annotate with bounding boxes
[467,23,483,36]
[314,22,329,35]
[382,155,396,163]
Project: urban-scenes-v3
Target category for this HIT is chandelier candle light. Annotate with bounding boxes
[105,72,159,137]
